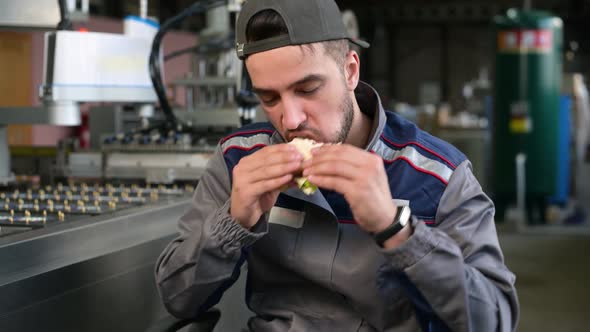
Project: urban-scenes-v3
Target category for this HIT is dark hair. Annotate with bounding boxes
[245,9,350,68]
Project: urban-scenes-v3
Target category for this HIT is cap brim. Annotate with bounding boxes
[349,38,370,48]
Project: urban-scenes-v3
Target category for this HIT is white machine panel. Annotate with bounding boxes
[41,31,158,103]
[0,0,60,30]
[105,152,213,183]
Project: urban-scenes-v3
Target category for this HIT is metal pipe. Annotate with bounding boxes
[515,153,527,227]
[140,0,148,19]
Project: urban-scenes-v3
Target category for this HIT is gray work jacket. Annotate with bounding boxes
[155,82,519,331]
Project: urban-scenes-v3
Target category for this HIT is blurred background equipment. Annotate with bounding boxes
[492,9,563,225]
[61,0,256,186]
[0,0,61,30]
[0,0,159,184]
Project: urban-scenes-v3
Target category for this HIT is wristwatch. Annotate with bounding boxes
[373,205,412,247]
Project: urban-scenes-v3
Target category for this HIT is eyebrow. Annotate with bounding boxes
[252,74,326,95]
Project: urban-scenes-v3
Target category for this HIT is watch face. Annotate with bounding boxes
[399,206,411,226]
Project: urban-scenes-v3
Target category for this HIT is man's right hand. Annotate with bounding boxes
[230,144,303,229]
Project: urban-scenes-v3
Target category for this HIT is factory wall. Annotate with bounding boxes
[364,22,493,109]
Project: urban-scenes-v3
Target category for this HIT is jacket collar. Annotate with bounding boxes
[355,81,387,152]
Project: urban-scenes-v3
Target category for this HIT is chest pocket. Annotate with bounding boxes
[253,204,305,265]
[268,206,305,229]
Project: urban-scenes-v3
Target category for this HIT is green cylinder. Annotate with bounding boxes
[492,9,563,212]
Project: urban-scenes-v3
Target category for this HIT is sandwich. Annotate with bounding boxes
[288,138,323,195]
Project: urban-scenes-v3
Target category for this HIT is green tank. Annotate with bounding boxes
[492,9,563,222]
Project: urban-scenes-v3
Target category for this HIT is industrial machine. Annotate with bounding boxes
[61,0,252,185]
[0,181,193,235]
[0,1,249,331]
[0,0,159,183]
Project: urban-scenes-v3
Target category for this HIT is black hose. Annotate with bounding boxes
[57,0,73,30]
[164,35,234,62]
[149,0,227,130]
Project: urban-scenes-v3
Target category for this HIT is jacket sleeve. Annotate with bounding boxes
[377,160,519,332]
[155,145,268,318]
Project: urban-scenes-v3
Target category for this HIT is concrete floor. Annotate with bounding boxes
[498,162,590,332]
[499,231,590,332]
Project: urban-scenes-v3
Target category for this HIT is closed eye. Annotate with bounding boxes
[297,86,319,95]
[258,94,279,106]
[296,82,323,96]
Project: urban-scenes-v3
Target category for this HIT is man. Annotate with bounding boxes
[155,0,519,331]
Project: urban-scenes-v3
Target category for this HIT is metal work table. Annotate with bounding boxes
[0,196,191,332]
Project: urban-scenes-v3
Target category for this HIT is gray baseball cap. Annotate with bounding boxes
[235,0,370,60]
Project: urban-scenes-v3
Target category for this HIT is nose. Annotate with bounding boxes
[280,96,306,131]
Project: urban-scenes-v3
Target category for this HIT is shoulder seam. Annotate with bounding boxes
[380,134,458,170]
[220,129,275,144]
[222,143,267,155]
[374,137,454,185]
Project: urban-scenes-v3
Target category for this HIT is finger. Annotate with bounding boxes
[310,144,371,168]
[306,174,353,195]
[239,145,302,172]
[248,159,303,183]
[248,173,294,197]
[279,180,299,192]
[311,146,386,179]
[302,160,359,181]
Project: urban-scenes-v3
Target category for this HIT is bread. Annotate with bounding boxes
[288,138,323,195]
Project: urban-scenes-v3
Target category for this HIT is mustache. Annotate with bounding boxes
[285,124,322,141]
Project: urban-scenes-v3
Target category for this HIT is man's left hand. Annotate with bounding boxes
[302,144,399,235]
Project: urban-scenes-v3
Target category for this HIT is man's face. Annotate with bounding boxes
[245,44,354,143]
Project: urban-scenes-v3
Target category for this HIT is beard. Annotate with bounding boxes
[285,90,355,144]
[333,92,354,143]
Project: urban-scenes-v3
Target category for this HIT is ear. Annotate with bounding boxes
[344,50,360,91]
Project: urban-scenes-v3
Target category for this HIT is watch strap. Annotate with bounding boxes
[373,205,410,247]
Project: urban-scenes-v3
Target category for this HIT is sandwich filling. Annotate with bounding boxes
[288,138,323,195]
